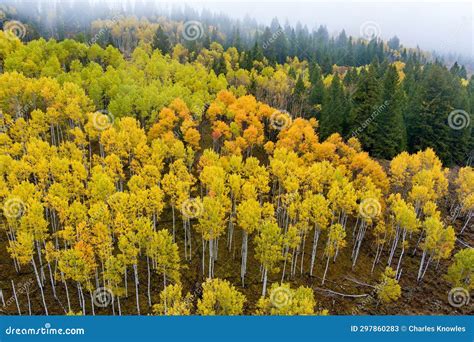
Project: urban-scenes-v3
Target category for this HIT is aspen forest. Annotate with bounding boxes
[0,1,472,317]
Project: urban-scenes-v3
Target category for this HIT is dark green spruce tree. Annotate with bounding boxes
[348,63,381,151]
[411,63,469,165]
[291,74,307,117]
[152,26,171,54]
[403,55,423,152]
[320,75,348,140]
[372,65,406,158]
[309,63,325,109]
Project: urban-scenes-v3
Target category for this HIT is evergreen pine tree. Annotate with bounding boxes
[348,63,381,150]
[152,26,171,54]
[309,63,325,108]
[320,75,347,139]
[291,74,307,116]
[411,63,468,165]
[372,65,406,158]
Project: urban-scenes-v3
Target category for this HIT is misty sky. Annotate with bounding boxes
[171,0,473,57]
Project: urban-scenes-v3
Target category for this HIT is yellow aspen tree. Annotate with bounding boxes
[322,223,346,285]
[281,224,301,282]
[417,216,455,282]
[58,241,97,315]
[196,196,227,278]
[376,267,401,304]
[308,194,332,276]
[118,232,140,314]
[104,255,126,315]
[353,179,383,269]
[236,198,261,286]
[327,175,357,228]
[256,283,322,315]
[197,278,246,315]
[152,229,181,291]
[153,284,192,315]
[388,194,420,278]
[445,248,474,291]
[371,220,394,273]
[226,172,244,251]
[454,167,474,233]
[254,220,284,296]
[88,168,115,203]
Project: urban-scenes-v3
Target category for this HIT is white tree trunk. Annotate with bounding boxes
[32,257,48,315]
[322,257,330,285]
[133,264,140,315]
